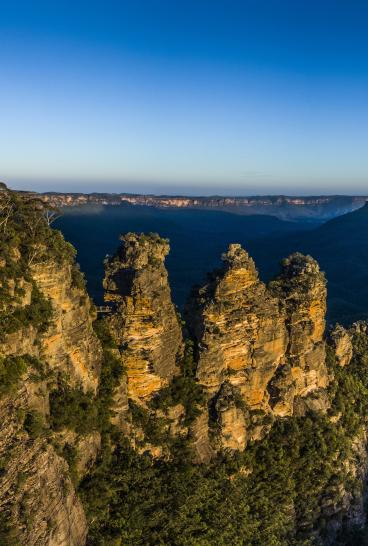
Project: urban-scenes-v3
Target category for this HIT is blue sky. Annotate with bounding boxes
[1,0,368,195]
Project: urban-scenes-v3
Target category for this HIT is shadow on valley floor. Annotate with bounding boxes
[55,203,368,325]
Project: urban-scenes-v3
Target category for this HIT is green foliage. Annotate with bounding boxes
[49,383,98,434]
[150,341,206,425]
[93,318,118,350]
[0,189,74,339]
[97,346,125,433]
[62,443,79,485]
[0,284,53,341]
[23,410,47,439]
[49,319,124,437]
[80,410,353,546]
[0,355,28,395]
[0,190,74,269]
[129,400,168,446]
[328,333,368,435]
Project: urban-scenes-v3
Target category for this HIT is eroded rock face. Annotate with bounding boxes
[104,233,183,401]
[268,253,329,416]
[329,324,353,367]
[0,385,87,546]
[32,261,101,392]
[187,246,330,458]
[0,247,103,544]
[187,244,287,406]
[213,382,247,451]
[0,263,101,393]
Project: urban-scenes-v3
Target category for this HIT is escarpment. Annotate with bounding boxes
[103,233,183,402]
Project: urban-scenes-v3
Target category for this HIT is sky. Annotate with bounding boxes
[1,0,368,195]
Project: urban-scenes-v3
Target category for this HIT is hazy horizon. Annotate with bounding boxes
[4,178,368,197]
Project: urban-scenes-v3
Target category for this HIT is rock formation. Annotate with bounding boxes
[32,261,101,391]
[268,253,329,416]
[187,245,330,458]
[104,233,183,401]
[329,324,353,367]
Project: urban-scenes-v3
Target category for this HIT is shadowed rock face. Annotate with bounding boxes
[0,386,88,546]
[104,233,183,401]
[186,246,329,459]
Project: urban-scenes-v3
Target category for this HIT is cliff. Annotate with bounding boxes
[186,245,329,459]
[0,188,103,545]
[103,233,183,402]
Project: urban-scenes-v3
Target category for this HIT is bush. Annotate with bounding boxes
[0,284,53,341]
[0,511,19,545]
[23,410,46,439]
[0,355,28,395]
[150,340,205,425]
[49,385,98,434]
[71,264,86,290]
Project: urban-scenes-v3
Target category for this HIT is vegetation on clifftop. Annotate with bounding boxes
[0,187,77,339]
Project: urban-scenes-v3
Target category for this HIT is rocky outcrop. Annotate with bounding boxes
[0,262,101,393]
[212,382,247,451]
[187,244,287,406]
[32,261,101,392]
[187,246,330,458]
[0,189,104,545]
[268,253,329,416]
[329,324,353,367]
[0,380,87,546]
[0,277,100,545]
[104,233,183,401]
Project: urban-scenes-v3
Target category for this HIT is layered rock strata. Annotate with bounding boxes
[187,245,330,458]
[32,261,101,392]
[0,383,88,546]
[103,233,183,401]
[0,262,101,392]
[329,324,353,367]
[0,195,103,545]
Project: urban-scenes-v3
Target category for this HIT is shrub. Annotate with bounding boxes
[49,385,98,434]
[23,410,47,439]
[0,355,28,395]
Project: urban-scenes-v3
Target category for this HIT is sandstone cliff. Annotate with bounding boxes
[0,380,88,546]
[103,233,183,402]
[32,261,101,392]
[0,187,103,545]
[187,245,330,459]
